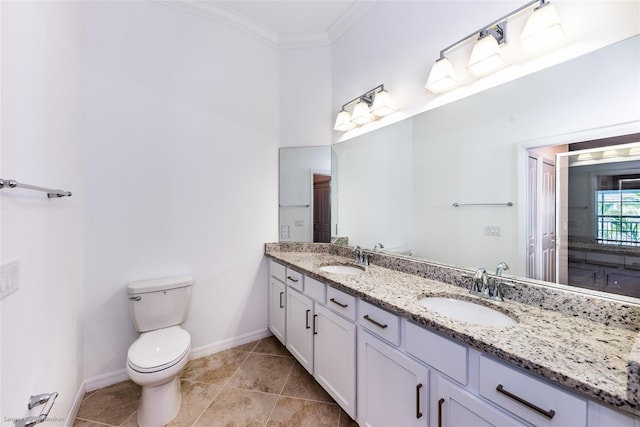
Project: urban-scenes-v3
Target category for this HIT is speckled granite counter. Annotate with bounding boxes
[265,243,640,417]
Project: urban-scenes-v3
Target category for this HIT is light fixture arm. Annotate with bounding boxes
[436,0,540,59]
[340,84,385,110]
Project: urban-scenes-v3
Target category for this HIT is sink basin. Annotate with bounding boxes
[418,297,517,327]
[319,264,365,275]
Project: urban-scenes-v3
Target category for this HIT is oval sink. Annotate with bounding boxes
[319,264,365,275]
[418,297,517,327]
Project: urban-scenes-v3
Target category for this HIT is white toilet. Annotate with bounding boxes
[126,275,193,427]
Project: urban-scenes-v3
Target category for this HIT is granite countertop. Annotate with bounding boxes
[265,247,640,417]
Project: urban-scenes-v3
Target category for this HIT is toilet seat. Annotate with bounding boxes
[127,326,190,373]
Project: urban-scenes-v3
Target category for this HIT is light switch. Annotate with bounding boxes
[280,225,290,239]
[0,259,20,300]
[484,226,501,236]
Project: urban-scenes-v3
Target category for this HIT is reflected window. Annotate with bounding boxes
[595,176,640,246]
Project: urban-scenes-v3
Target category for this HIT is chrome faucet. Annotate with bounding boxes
[471,268,487,295]
[373,243,385,252]
[495,262,509,276]
[352,245,364,264]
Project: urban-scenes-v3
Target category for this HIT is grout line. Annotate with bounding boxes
[74,417,119,426]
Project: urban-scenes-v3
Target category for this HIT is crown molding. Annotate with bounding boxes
[154,0,279,48]
[328,1,377,44]
[154,0,371,50]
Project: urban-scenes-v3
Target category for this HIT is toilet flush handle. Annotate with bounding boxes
[129,296,141,301]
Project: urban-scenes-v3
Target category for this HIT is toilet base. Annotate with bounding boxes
[137,376,182,427]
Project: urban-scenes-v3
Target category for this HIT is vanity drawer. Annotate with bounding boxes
[285,269,304,292]
[479,356,587,427]
[304,276,326,303]
[270,260,286,283]
[405,322,467,385]
[358,300,400,346]
[326,286,357,321]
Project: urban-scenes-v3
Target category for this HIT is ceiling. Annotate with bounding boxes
[158,0,375,48]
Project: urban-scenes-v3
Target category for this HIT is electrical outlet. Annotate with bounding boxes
[294,220,304,227]
[0,259,20,300]
[484,226,501,236]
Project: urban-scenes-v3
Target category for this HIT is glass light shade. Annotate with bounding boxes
[628,146,640,156]
[333,109,356,132]
[370,90,397,117]
[425,57,457,93]
[576,153,593,162]
[351,100,373,125]
[467,34,504,77]
[602,149,620,159]
[521,3,565,53]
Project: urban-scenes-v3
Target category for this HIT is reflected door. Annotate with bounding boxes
[541,159,556,282]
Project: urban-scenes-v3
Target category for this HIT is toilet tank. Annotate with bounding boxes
[127,275,193,332]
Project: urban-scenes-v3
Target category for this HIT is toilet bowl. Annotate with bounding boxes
[126,326,191,427]
[126,275,193,427]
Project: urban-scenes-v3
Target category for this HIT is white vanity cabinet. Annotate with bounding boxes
[434,375,526,427]
[314,304,356,418]
[358,328,429,427]
[268,260,287,344]
[286,287,315,372]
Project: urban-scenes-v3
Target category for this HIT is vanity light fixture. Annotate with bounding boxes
[333,84,397,132]
[425,0,565,94]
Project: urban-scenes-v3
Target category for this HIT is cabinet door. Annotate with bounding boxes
[286,287,314,373]
[358,329,428,427]
[435,376,524,427]
[314,304,356,419]
[268,278,286,344]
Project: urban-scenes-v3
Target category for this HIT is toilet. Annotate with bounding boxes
[126,275,193,427]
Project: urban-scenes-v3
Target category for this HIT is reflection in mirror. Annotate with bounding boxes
[279,146,331,243]
[331,35,640,300]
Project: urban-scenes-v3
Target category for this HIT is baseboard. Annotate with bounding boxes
[65,380,87,427]
[84,369,130,393]
[82,328,272,393]
[189,327,271,360]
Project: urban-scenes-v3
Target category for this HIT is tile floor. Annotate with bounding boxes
[74,336,359,427]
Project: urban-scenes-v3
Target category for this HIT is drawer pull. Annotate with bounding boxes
[287,276,299,283]
[496,384,556,419]
[313,314,318,335]
[438,398,445,427]
[279,291,284,308]
[305,309,311,329]
[364,314,388,329]
[330,298,348,308]
[415,383,423,419]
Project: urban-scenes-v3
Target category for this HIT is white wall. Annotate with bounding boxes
[332,0,640,144]
[82,1,279,385]
[1,0,84,423]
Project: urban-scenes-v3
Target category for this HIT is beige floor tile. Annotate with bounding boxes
[226,353,295,394]
[166,380,223,427]
[180,349,250,385]
[193,387,278,427]
[75,381,140,426]
[267,396,340,427]
[119,411,138,427]
[339,408,360,427]
[253,336,289,357]
[232,339,260,352]
[281,362,334,403]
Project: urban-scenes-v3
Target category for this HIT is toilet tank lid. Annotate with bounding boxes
[128,275,194,294]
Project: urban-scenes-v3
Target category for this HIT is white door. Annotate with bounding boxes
[434,376,524,427]
[314,304,356,419]
[268,278,286,344]
[286,288,314,373]
[527,155,538,278]
[541,159,556,282]
[358,329,428,427]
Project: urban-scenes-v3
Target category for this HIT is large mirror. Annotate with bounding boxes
[332,36,640,299]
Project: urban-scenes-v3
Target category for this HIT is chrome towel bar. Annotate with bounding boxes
[14,392,58,427]
[0,178,71,198]
[452,202,513,207]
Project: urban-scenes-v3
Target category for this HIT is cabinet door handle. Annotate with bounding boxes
[592,272,596,284]
[313,314,318,335]
[287,276,299,283]
[415,383,423,419]
[305,309,311,329]
[438,398,445,427]
[363,314,388,329]
[279,291,284,308]
[330,297,348,308]
[496,384,555,419]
